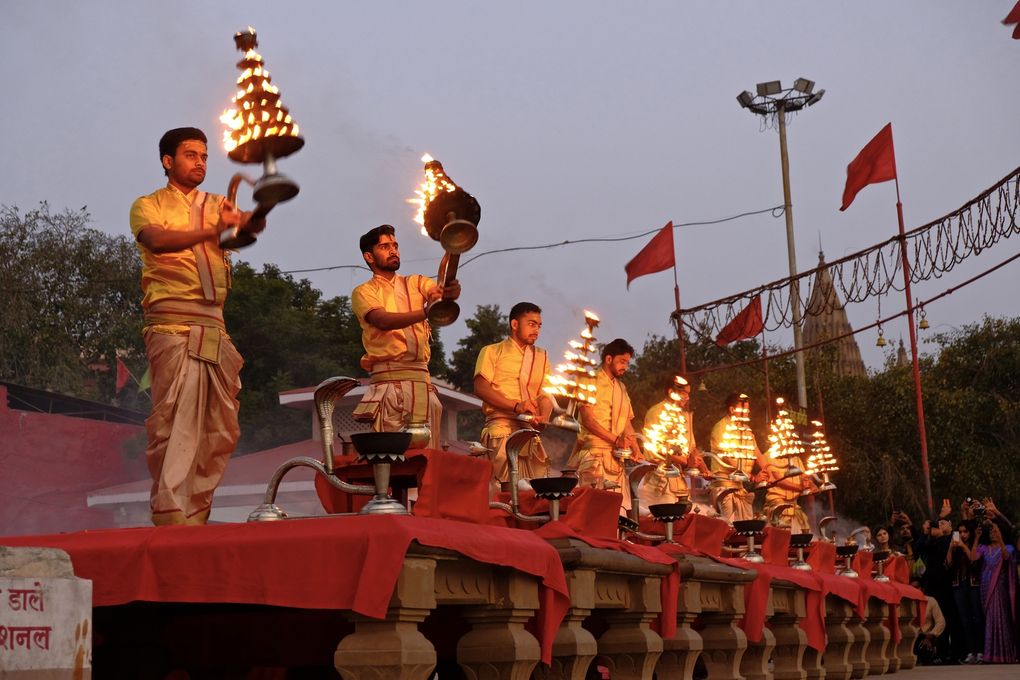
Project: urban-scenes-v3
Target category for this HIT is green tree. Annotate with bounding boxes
[0,203,146,407]
[445,304,507,437]
[446,304,507,391]
[225,262,369,452]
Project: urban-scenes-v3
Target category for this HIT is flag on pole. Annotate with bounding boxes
[1005,1,1020,39]
[625,222,675,289]
[115,358,131,393]
[137,367,151,393]
[839,123,897,211]
[715,296,764,346]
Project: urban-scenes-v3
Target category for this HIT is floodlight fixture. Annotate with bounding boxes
[793,78,815,94]
[756,80,782,97]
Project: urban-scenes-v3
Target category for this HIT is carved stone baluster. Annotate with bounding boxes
[818,595,855,680]
[457,571,541,680]
[335,557,437,680]
[769,583,807,680]
[741,609,776,680]
[698,579,748,680]
[654,565,703,680]
[862,598,891,675]
[846,606,871,679]
[533,570,598,680]
[894,599,919,670]
[596,576,664,680]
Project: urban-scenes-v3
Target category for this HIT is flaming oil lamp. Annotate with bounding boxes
[543,311,601,432]
[706,393,756,483]
[804,420,839,493]
[760,397,805,488]
[407,155,480,326]
[219,27,304,249]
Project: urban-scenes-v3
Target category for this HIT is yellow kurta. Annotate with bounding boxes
[570,369,635,508]
[708,415,758,522]
[129,184,241,526]
[475,338,551,482]
[351,273,436,371]
[351,273,440,444]
[764,455,811,533]
[640,397,694,499]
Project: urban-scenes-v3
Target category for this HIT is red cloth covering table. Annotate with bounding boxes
[1,514,569,663]
[316,448,494,524]
[490,487,623,539]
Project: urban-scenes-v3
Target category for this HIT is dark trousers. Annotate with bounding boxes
[953,583,984,656]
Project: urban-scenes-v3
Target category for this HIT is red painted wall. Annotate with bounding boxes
[0,386,148,537]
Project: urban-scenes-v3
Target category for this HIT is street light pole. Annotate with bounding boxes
[737,79,824,410]
[776,102,808,409]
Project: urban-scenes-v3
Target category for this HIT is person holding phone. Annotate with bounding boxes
[946,521,984,663]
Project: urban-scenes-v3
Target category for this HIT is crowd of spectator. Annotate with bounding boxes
[877,497,1017,665]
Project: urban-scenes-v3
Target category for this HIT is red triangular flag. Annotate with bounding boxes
[625,222,675,289]
[715,296,764,346]
[116,358,131,393]
[1005,0,1020,38]
[839,123,897,211]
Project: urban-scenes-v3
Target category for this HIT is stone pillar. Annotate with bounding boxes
[818,595,855,680]
[698,580,748,680]
[741,625,776,680]
[0,546,92,679]
[846,605,871,679]
[769,583,807,680]
[596,576,663,680]
[457,571,541,680]
[335,557,437,680]
[862,598,891,675]
[654,572,703,680]
[533,570,597,680]
[893,600,918,671]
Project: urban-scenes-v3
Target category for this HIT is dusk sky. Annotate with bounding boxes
[3,2,1018,389]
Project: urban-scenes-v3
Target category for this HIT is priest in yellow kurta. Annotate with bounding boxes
[636,376,710,512]
[764,454,814,533]
[130,127,263,526]
[708,393,769,522]
[474,302,553,486]
[351,225,459,448]
[569,338,643,511]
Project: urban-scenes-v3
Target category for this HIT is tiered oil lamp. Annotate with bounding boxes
[760,397,805,488]
[708,393,756,483]
[407,155,480,327]
[543,311,601,432]
[804,419,839,492]
[219,27,303,249]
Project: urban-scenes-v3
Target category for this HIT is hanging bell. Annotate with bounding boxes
[876,326,887,347]
[918,309,930,330]
[697,380,708,392]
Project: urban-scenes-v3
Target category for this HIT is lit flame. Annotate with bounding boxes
[544,309,603,407]
[221,40,299,154]
[767,397,806,460]
[407,153,457,230]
